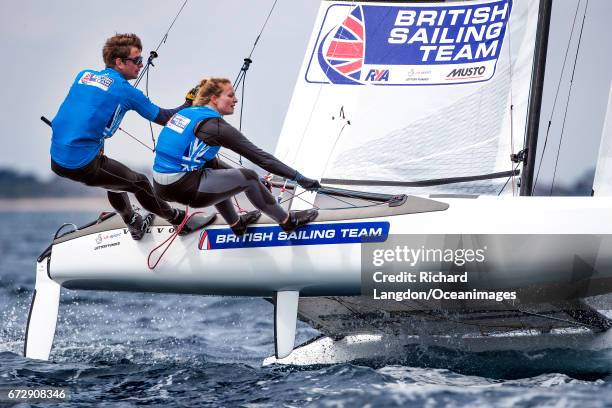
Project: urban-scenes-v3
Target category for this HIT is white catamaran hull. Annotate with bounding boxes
[25,195,612,362]
[46,196,612,296]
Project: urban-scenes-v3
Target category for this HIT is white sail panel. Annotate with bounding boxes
[593,86,612,196]
[275,0,540,196]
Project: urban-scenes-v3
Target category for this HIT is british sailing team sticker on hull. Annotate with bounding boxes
[307,0,512,86]
[198,222,390,250]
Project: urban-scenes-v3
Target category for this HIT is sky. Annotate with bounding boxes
[0,0,610,193]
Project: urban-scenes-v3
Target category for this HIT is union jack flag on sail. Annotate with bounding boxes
[321,6,364,83]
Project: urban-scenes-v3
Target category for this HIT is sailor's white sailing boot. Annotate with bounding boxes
[231,210,262,236]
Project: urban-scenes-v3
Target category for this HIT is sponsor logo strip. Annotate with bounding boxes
[198,221,390,250]
[79,72,113,91]
[167,114,191,134]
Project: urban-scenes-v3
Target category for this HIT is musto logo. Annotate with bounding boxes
[446,66,487,80]
[308,0,511,86]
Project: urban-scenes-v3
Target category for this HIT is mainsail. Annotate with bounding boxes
[275,0,540,196]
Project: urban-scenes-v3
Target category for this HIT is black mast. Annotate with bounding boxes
[520,0,554,195]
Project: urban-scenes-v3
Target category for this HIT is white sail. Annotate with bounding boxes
[593,85,612,196]
[275,0,540,196]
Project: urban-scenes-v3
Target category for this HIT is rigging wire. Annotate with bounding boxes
[532,0,583,194]
[233,0,279,89]
[550,0,589,195]
[232,0,279,164]
[117,127,155,152]
[127,0,190,151]
[135,0,189,87]
[279,189,319,209]
[498,162,522,196]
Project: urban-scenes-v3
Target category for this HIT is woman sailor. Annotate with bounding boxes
[152,77,320,235]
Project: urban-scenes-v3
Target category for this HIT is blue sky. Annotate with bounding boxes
[0,0,609,194]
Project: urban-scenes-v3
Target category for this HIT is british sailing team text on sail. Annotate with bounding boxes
[388,2,510,62]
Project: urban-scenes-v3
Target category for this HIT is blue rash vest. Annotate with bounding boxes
[50,68,160,169]
[153,106,222,173]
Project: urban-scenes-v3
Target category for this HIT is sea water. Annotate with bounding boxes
[1,212,612,407]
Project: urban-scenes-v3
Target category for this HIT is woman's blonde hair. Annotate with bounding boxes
[193,77,232,106]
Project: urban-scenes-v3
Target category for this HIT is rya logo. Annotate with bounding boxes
[364,69,390,82]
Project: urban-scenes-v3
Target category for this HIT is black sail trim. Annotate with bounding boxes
[321,170,520,188]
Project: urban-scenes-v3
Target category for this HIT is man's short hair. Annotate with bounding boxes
[102,33,143,67]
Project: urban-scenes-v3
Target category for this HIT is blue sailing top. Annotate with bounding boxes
[50,68,160,169]
[153,106,222,173]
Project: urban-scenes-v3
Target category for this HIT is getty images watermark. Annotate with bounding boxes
[361,235,516,306]
[359,234,612,309]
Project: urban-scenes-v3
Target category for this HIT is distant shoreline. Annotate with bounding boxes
[0,197,111,212]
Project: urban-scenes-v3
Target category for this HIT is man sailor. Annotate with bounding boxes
[50,33,211,240]
[152,77,320,235]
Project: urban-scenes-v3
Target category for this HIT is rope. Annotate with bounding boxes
[233,196,249,214]
[147,207,208,269]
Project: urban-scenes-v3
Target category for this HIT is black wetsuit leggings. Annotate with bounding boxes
[51,155,177,224]
[193,168,288,224]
